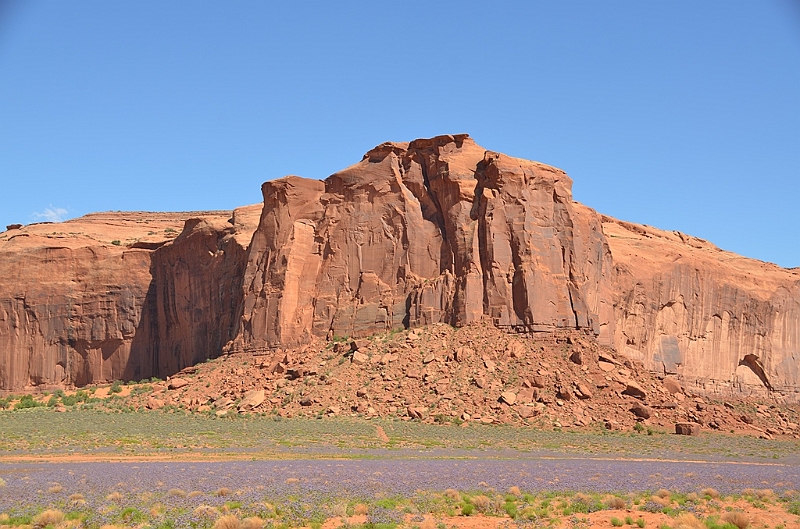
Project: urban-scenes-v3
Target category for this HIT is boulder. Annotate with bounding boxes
[574,383,593,400]
[168,378,190,390]
[500,391,517,405]
[675,422,701,436]
[662,377,683,395]
[238,389,265,410]
[569,350,584,365]
[622,381,647,400]
[351,351,369,365]
[630,403,652,419]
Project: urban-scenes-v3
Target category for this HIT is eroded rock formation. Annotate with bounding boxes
[600,215,800,399]
[232,134,613,351]
[1,134,798,402]
[0,208,259,390]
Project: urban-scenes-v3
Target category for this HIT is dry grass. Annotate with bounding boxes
[33,509,64,528]
[331,501,348,517]
[507,486,521,497]
[686,492,698,502]
[69,492,84,501]
[47,484,63,494]
[106,491,124,503]
[700,487,720,499]
[722,511,750,529]
[195,505,220,517]
[168,488,187,497]
[241,516,265,529]
[0,513,9,523]
[215,487,233,497]
[650,495,670,507]
[285,477,300,484]
[149,503,165,517]
[471,495,491,512]
[213,515,241,529]
[353,503,368,515]
[444,489,461,501]
[756,489,774,501]
[99,525,127,529]
[605,496,626,509]
[655,489,671,499]
[188,490,204,498]
[673,513,705,529]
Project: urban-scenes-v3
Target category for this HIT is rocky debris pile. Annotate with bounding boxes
[125,323,799,438]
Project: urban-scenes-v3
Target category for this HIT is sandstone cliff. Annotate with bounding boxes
[1,134,798,403]
[599,213,800,400]
[232,134,613,351]
[0,208,259,390]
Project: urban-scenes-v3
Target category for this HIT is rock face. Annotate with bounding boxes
[0,208,259,390]
[1,133,799,403]
[601,215,800,400]
[233,134,612,351]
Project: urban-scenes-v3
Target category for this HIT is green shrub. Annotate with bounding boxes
[611,518,624,527]
[14,394,43,410]
[110,380,123,394]
[461,502,474,516]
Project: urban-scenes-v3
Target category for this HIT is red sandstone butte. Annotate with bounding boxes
[1,134,798,401]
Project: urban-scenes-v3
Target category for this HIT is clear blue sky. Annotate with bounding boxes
[1,1,799,267]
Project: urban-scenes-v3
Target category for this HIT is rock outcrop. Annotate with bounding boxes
[600,214,800,400]
[233,134,613,351]
[1,133,798,403]
[0,208,259,390]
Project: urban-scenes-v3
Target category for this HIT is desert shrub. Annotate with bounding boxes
[700,488,720,499]
[606,496,626,509]
[686,493,699,502]
[214,515,241,529]
[15,394,43,410]
[756,489,774,501]
[241,517,265,529]
[721,512,750,529]
[460,503,474,516]
[215,487,233,497]
[611,518,624,527]
[471,495,491,513]
[188,490,204,498]
[195,505,220,517]
[636,518,646,528]
[120,507,145,523]
[673,513,704,529]
[656,489,672,499]
[33,509,64,528]
[47,483,63,493]
[503,501,517,518]
[353,503,368,515]
[444,489,461,501]
[625,516,634,525]
[168,488,187,497]
[508,486,521,497]
[106,491,124,502]
[110,380,123,393]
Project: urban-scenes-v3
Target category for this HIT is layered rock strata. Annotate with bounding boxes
[600,214,800,400]
[0,208,259,390]
[1,134,798,402]
[233,134,613,351]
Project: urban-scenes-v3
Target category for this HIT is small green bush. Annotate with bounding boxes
[14,394,43,410]
[110,380,123,394]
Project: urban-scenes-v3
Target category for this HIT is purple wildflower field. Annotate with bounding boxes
[1,457,798,526]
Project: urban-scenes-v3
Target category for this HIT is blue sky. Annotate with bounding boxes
[1,1,799,267]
